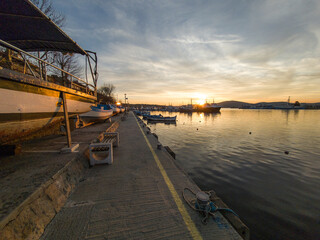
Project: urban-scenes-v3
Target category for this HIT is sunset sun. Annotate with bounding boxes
[196,99,206,105]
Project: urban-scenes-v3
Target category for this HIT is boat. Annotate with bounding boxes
[110,104,121,114]
[142,112,158,119]
[194,103,221,113]
[79,104,113,124]
[0,0,99,144]
[119,106,125,113]
[179,105,193,113]
[179,103,221,113]
[147,115,177,122]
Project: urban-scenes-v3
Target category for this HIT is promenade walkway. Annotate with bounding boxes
[41,112,242,240]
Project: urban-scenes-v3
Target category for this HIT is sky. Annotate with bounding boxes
[54,0,320,104]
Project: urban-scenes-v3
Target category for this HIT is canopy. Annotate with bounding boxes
[0,0,87,55]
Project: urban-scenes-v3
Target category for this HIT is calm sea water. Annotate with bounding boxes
[143,109,320,240]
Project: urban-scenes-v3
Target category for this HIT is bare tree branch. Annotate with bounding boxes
[31,0,65,27]
[98,83,116,97]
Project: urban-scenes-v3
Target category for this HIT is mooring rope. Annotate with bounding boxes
[182,187,239,224]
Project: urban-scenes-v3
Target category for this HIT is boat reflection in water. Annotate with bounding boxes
[147,120,177,126]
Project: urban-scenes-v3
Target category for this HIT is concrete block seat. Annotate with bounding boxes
[89,132,119,166]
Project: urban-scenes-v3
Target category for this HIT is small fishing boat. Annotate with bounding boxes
[79,104,113,124]
[147,115,177,122]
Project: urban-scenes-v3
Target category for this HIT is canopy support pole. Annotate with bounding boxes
[60,91,79,153]
[62,92,71,148]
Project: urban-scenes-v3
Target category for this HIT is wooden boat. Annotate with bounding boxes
[0,1,99,144]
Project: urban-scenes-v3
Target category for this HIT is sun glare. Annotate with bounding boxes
[196,99,206,105]
[192,93,207,106]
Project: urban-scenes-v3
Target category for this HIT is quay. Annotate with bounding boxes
[1,112,248,239]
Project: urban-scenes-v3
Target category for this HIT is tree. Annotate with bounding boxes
[98,83,115,97]
[31,0,65,27]
[52,52,82,78]
[98,84,116,103]
[294,101,300,107]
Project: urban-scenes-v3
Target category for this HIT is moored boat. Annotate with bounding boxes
[179,103,221,113]
[147,115,177,122]
[194,103,221,113]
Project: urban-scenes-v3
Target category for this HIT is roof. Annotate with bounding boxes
[0,0,87,55]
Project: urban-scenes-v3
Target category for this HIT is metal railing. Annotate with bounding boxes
[0,39,96,95]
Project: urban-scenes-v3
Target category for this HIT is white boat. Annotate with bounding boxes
[79,104,113,124]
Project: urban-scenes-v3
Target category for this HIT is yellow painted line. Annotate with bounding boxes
[134,114,203,240]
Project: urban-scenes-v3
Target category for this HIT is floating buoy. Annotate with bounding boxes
[285,151,289,155]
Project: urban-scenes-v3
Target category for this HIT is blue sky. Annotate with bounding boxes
[55,0,320,104]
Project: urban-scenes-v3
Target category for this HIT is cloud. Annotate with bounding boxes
[55,0,320,103]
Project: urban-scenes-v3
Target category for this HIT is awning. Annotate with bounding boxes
[0,0,87,55]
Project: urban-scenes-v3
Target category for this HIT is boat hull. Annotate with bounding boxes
[147,116,177,122]
[0,69,96,144]
[79,109,113,124]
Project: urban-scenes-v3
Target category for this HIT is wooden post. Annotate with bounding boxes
[38,52,42,80]
[61,92,71,148]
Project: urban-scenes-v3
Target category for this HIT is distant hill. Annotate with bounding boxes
[217,101,320,108]
[217,101,250,108]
